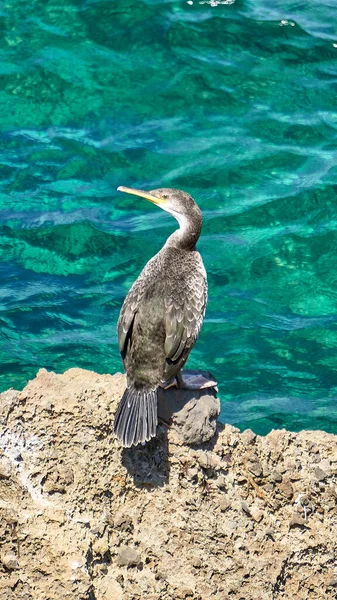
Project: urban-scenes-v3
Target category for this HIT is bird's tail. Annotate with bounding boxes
[114,386,158,448]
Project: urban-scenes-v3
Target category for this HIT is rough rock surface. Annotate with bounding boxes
[157,371,220,445]
[0,367,337,599]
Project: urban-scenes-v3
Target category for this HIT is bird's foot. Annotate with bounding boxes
[159,378,176,390]
[177,371,218,390]
[160,370,217,391]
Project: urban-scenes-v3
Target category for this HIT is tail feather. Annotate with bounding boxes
[114,387,158,447]
[125,391,139,445]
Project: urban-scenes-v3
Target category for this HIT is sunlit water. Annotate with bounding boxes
[1,0,337,434]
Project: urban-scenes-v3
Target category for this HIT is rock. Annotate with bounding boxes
[267,429,285,461]
[318,459,331,474]
[314,466,327,481]
[241,429,256,445]
[157,371,220,445]
[330,486,337,499]
[0,390,19,417]
[2,554,19,570]
[295,495,313,516]
[192,557,202,568]
[155,569,168,581]
[269,469,283,483]
[241,501,262,522]
[0,367,336,600]
[263,482,274,494]
[0,457,12,479]
[218,497,230,512]
[250,507,263,523]
[186,467,198,482]
[116,546,141,567]
[228,433,240,447]
[307,441,320,454]
[197,451,220,471]
[92,537,109,557]
[278,478,294,499]
[289,513,309,528]
[241,501,251,516]
[216,475,227,490]
[114,514,134,532]
[246,459,263,478]
[176,586,194,598]
[265,528,275,539]
[43,465,74,494]
[94,573,123,600]
[234,538,245,550]
[262,463,271,477]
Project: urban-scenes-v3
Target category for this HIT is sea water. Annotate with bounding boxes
[1,0,337,434]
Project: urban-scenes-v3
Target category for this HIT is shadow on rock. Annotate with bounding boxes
[122,370,220,487]
[121,427,169,488]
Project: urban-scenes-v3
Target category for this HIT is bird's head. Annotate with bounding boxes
[117,186,202,239]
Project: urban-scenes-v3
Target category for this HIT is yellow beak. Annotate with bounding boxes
[117,186,167,207]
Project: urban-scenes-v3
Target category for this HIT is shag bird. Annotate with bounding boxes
[114,186,214,448]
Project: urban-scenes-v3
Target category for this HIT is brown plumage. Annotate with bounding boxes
[114,187,207,447]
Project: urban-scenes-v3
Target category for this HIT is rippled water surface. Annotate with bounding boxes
[1,0,337,434]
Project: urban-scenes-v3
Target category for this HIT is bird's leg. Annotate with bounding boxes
[176,371,185,388]
[176,370,217,390]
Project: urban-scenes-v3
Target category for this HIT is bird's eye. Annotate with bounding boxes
[162,194,168,199]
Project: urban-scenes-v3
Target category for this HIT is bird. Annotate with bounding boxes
[114,186,214,448]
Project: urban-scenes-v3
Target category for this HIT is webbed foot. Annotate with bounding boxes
[160,370,218,391]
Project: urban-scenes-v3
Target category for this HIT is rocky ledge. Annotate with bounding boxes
[0,368,337,600]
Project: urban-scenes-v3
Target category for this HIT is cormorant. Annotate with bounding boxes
[114,186,213,447]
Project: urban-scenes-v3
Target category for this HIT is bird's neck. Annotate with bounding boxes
[164,211,202,251]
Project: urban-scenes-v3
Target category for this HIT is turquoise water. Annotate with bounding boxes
[1,0,337,434]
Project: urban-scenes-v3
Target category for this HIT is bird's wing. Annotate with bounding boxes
[117,254,160,360]
[163,276,207,382]
[117,282,143,360]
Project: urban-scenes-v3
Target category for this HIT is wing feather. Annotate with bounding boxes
[118,282,143,359]
[163,265,207,383]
